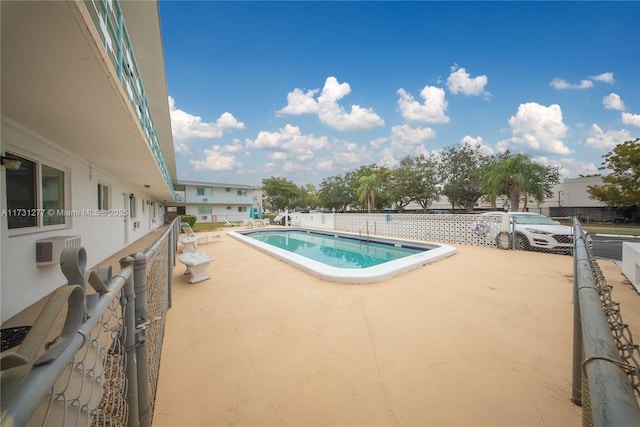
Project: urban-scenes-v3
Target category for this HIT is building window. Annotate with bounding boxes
[197,187,205,196]
[238,206,247,213]
[129,194,137,218]
[5,152,67,230]
[197,206,212,215]
[225,187,231,192]
[98,183,110,210]
[237,189,247,196]
[226,206,232,210]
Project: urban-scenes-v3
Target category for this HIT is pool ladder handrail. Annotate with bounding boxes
[359,220,376,241]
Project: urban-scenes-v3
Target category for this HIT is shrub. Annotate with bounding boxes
[179,214,196,231]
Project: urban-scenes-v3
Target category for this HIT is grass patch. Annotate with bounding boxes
[191,222,221,232]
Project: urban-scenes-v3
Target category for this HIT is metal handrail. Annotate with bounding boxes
[572,218,640,425]
[82,0,175,199]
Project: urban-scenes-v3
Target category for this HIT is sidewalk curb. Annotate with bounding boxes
[592,234,640,238]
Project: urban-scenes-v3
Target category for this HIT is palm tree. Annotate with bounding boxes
[483,154,538,211]
[357,174,380,213]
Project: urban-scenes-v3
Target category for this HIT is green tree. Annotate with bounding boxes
[318,174,353,211]
[298,184,320,209]
[438,143,488,211]
[483,153,551,211]
[587,138,640,206]
[412,154,441,212]
[346,164,392,210]
[357,174,381,213]
[388,156,418,212]
[261,176,301,211]
[521,164,560,211]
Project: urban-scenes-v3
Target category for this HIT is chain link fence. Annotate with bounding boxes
[1,219,179,427]
[572,219,640,426]
[327,212,578,254]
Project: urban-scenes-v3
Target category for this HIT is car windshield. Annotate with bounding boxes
[512,214,558,225]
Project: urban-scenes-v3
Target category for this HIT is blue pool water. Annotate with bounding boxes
[248,230,424,268]
[229,227,456,284]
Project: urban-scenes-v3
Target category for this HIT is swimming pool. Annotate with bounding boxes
[228,228,456,284]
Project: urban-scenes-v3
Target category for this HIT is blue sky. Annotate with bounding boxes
[159,1,640,188]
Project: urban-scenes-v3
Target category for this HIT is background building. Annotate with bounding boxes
[170,181,263,223]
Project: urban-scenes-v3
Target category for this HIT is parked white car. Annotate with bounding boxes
[480,212,591,253]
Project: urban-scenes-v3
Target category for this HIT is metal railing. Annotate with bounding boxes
[82,0,175,199]
[1,219,180,427]
[571,218,640,426]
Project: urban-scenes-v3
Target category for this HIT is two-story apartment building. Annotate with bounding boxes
[170,181,263,224]
[1,1,176,321]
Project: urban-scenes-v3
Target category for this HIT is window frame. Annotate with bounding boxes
[97,182,110,211]
[4,150,70,235]
[129,194,137,219]
[197,205,212,215]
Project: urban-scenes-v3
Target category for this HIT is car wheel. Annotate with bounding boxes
[514,233,530,250]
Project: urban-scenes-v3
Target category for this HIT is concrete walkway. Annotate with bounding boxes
[152,228,639,426]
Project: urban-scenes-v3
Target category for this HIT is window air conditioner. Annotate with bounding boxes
[36,236,81,266]
[202,215,208,220]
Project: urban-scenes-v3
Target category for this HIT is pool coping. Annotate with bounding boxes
[228,227,456,284]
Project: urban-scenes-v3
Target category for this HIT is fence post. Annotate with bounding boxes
[120,255,140,427]
[133,253,151,427]
[167,221,175,309]
[571,218,583,405]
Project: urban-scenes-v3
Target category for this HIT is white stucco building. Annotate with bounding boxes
[1,1,176,321]
[171,181,263,224]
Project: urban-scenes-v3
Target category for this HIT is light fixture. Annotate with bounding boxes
[502,198,510,212]
[129,193,135,200]
[1,155,22,170]
[144,184,150,188]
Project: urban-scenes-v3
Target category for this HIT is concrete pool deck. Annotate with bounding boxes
[153,227,640,426]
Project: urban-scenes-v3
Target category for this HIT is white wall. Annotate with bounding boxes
[1,118,166,322]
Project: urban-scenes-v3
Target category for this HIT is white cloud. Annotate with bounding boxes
[369,137,388,149]
[396,86,450,124]
[277,88,320,115]
[189,145,240,171]
[169,96,245,141]
[591,72,614,84]
[603,93,625,111]
[549,78,593,90]
[621,112,640,127]
[331,140,373,165]
[559,157,598,178]
[585,124,633,150]
[247,124,329,162]
[500,102,571,154]
[316,159,334,170]
[277,77,384,131]
[390,124,436,145]
[446,66,489,96]
[460,135,494,156]
[389,124,436,158]
[377,147,400,169]
[174,142,192,155]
